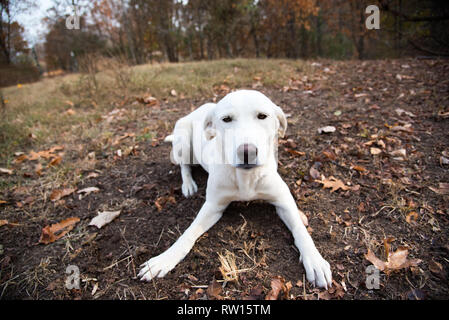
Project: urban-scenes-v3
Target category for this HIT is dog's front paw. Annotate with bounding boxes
[182,179,198,198]
[301,251,332,289]
[138,253,178,281]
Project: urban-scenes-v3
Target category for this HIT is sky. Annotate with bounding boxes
[15,0,54,46]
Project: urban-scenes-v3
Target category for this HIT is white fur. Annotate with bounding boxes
[138,90,332,289]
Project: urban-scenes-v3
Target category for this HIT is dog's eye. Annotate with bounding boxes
[257,113,267,120]
[222,116,233,123]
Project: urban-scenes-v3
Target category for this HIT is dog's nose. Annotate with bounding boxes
[237,143,258,164]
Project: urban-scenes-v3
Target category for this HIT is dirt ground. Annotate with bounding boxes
[1,59,448,300]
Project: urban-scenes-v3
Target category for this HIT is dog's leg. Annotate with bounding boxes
[266,174,332,289]
[181,164,198,197]
[139,201,225,281]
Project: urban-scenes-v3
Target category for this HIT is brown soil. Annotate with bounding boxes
[1,59,448,300]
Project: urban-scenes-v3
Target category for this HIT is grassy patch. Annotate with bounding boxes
[0,58,308,166]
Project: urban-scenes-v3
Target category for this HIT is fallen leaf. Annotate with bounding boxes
[207,280,223,300]
[390,149,407,159]
[265,276,286,300]
[365,239,421,275]
[35,163,43,176]
[322,150,337,161]
[137,95,159,106]
[428,260,443,275]
[352,165,367,173]
[14,154,28,163]
[395,108,415,118]
[0,168,13,175]
[391,124,413,133]
[170,89,177,97]
[50,188,76,201]
[440,156,449,165]
[315,176,356,193]
[77,187,100,195]
[309,166,320,180]
[370,147,382,155]
[244,285,264,300]
[48,156,62,166]
[154,196,176,212]
[317,126,336,134]
[285,148,305,157]
[405,211,418,224]
[39,217,80,244]
[86,172,99,179]
[88,210,121,229]
[429,183,449,195]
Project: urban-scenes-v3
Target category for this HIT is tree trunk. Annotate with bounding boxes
[316,14,323,57]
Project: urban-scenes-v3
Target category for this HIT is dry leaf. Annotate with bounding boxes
[370,147,382,155]
[39,217,80,244]
[77,187,100,195]
[50,188,76,201]
[89,210,121,228]
[429,183,449,195]
[170,89,177,96]
[322,150,337,161]
[35,163,43,176]
[365,239,421,275]
[391,124,413,133]
[265,276,287,300]
[315,176,355,193]
[0,168,13,175]
[136,94,158,106]
[154,196,176,212]
[317,126,336,134]
[406,211,418,224]
[207,280,223,300]
[285,148,305,157]
[48,156,62,166]
[428,260,443,275]
[309,166,320,180]
[352,165,367,173]
[390,149,406,158]
[395,108,415,118]
[14,154,28,163]
[86,172,99,179]
[440,156,449,165]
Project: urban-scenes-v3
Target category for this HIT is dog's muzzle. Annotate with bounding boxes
[236,143,258,169]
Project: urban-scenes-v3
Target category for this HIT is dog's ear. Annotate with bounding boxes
[204,110,216,140]
[273,104,287,138]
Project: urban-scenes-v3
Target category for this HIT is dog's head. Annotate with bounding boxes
[204,90,287,169]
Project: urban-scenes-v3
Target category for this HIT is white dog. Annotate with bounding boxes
[138,90,332,288]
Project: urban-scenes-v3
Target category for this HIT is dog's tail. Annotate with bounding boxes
[164,134,174,143]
